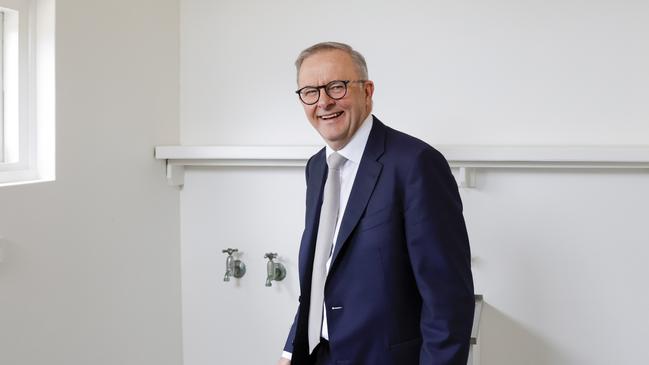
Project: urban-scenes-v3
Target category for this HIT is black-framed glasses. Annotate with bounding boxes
[295,80,366,105]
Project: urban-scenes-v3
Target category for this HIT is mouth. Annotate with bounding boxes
[318,111,344,120]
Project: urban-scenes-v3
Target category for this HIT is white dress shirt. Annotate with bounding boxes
[282,114,373,360]
[321,114,373,340]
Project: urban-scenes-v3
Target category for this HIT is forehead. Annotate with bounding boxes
[298,50,359,87]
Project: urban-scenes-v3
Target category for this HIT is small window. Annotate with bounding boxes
[0,0,55,187]
[0,11,4,163]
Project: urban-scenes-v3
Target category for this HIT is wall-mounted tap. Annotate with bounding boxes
[264,252,286,287]
[222,248,246,282]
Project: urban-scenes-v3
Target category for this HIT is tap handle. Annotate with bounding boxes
[264,252,278,260]
[222,248,238,256]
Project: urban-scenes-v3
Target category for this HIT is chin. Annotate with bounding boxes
[321,128,346,142]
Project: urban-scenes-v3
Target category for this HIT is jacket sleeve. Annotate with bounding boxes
[403,147,475,365]
[283,309,298,353]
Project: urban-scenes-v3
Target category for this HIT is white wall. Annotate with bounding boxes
[181,167,304,365]
[468,169,649,364]
[178,0,649,365]
[0,1,182,364]
[181,0,649,146]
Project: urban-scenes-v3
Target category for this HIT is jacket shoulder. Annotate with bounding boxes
[380,124,448,167]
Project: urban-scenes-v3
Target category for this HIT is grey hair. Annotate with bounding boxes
[295,41,369,82]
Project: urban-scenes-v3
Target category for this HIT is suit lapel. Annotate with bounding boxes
[329,118,386,270]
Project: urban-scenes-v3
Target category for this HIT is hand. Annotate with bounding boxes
[276,358,290,365]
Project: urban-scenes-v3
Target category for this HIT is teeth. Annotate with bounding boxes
[320,111,343,120]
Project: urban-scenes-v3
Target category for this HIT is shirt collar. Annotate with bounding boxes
[325,114,373,165]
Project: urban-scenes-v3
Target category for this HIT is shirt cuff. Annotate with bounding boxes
[281,351,292,360]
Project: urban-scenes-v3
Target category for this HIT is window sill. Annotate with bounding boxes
[0,162,54,187]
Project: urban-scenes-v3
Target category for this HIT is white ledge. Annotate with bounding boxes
[155,145,649,187]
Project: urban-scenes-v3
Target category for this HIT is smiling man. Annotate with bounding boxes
[279,42,475,365]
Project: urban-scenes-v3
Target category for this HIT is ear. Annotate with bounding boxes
[364,80,374,100]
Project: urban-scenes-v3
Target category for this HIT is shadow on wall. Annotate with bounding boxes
[481,303,571,365]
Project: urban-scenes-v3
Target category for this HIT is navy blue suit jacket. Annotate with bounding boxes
[285,117,474,365]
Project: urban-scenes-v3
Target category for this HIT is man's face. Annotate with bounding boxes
[297,50,374,150]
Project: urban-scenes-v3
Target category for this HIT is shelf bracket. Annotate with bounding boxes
[166,161,184,187]
[458,167,476,188]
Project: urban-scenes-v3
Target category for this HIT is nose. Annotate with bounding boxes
[317,89,335,109]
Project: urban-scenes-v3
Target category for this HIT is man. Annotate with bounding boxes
[279,42,474,365]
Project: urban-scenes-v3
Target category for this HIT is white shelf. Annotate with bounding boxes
[155,145,649,187]
[155,146,321,166]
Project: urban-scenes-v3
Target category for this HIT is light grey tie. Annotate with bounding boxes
[308,152,347,353]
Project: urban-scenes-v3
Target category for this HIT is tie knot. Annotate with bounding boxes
[327,152,347,170]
